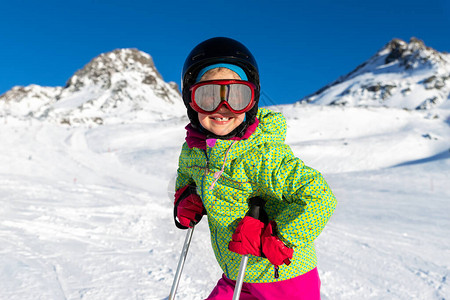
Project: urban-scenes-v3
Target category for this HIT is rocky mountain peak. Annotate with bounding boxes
[64,48,164,93]
[383,37,447,68]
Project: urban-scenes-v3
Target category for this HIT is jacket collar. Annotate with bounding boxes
[185,118,259,150]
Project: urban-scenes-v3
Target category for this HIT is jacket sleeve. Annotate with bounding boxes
[257,144,337,248]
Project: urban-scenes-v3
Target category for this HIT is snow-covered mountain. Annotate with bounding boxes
[2,38,449,126]
[301,38,450,110]
[0,48,185,125]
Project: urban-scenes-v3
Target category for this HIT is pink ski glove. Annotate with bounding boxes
[261,221,293,266]
[228,216,265,256]
[174,185,205,229]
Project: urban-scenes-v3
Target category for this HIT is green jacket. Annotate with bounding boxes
[175,108,337,283]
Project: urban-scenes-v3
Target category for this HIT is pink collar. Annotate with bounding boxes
[185,118,259,150]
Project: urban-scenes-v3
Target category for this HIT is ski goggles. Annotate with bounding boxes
[189,80,256,114]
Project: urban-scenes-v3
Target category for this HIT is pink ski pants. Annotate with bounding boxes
[205,267,321,300]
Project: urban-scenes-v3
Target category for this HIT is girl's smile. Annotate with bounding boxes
[197,108,245,136]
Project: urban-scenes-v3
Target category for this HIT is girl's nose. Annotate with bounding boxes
[217,102,232,113]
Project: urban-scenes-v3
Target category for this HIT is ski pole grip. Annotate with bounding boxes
[247,197,268,224]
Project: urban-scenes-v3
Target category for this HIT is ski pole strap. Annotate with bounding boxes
[174,184,201,229]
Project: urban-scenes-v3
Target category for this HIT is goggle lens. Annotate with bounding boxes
[190,80,255,114]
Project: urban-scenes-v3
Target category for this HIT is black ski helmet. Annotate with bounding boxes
[181,37,260,137]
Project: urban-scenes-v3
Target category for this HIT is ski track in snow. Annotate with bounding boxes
[0,105,449,299]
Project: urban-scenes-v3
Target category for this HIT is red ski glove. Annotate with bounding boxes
[261,221,293,266]
[229,218,293,267]
[228,216,265,256]
[174,185,206,229]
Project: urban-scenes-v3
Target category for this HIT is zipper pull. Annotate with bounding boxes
[205,159,209,175]
[203,149,209,175]
[274,266,279,279]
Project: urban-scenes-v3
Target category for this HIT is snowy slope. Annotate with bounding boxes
[0,104,449,300]
[1,40,450,299]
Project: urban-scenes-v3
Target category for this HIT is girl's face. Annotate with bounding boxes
[191,68,247,136]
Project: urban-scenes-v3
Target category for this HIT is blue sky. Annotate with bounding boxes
[1,0,449,105]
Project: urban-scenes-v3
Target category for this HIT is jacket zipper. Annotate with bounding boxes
[203,148,227,272]
[201,149,209,199]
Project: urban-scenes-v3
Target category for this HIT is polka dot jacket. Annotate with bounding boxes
[175,108,337,283]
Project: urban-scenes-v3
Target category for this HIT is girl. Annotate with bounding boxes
[173,37,336,299]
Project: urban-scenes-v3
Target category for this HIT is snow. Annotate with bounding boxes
[0,104,449,299]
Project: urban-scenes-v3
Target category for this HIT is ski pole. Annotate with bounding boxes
[233,254,249,300]
[232,197,268,300]
[169,226,195,300]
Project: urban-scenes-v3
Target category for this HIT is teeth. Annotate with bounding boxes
[213,117,230,121]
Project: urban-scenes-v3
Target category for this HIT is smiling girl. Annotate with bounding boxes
[173,37,336,299]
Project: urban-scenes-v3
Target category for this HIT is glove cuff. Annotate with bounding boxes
[261,221,294,266]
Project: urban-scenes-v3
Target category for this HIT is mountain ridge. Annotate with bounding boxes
[1,38,449,126]
[0,48,185,125]
[300,37,450,110]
